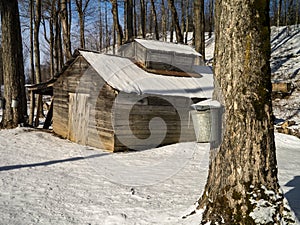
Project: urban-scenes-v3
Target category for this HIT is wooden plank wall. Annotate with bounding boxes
[135,42,147,66]
[53,56,90,138]
[113,93,196,151]
[88,83,117,151]
[53,56,117,151]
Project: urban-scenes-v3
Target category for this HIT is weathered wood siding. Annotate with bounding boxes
[53,56,90,138]
[135,42,197,72]
[135,42,147,65]
[113,93,196,151]
[53,56,117,151]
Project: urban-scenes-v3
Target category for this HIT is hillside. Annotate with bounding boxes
[204,25,300,134]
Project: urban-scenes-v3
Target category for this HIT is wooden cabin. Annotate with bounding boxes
[53,46,213,152]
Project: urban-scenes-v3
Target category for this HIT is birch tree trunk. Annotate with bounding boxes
[0,0,27,128]
[197,0,292,224]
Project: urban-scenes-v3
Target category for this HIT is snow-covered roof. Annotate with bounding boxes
[134,39,202,57]
[79,50,213,99]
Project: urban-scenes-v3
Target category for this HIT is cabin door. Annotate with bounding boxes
[68,93,90,145]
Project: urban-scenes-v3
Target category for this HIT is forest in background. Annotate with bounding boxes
[0,0,299,85]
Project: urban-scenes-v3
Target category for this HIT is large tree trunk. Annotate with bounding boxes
[0,0,27,128]
[110,0,123,47]
[168,0,183,43]
[197,0,292,224]
[194,0,205,60]
[60,0,72,60]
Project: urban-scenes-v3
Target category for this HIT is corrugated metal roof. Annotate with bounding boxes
[134,39,202,57]
[79,50,213,99]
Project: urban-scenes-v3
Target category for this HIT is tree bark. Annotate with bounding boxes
[50,0,56,77]
[0,0,27,128]
[133,0,138,37]
[208,0,214,38]
[0,46,2,87]
[126,0,134,41]
[110,0,123,47]
[150,0,159,40]
[34,0,44,126]
[198,0,291,224]
[161,0,167,41]
[34,0,42,84]
[140,0,146,38]
[181,0,185,35]
[29,0,35,126]
[168,0,184,43]
[184,0,190,44]
[99,1,103,51]
[194,0,205,60]
[75,0,90,49]
[60,0,72,60]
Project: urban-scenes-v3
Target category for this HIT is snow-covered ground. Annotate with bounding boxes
[0,128,299,224]
[204,25,300,132]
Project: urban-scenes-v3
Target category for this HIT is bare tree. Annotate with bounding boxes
[60,0,72,60]
[28,0,35,126]
[126,0,134,41]
[180,0,185,35]
[34,0,42,84]
[33,0,44,127]
[208,0,214,38]
[161,0,167,41]
[98,0,103,51]
[184,0,191,44]
[110,0,123,47]
[140,0,146,38]
[194,0,205,60]
[197,0,293,223]
[75,0,90,48]
[150,0,159,40]
[168,0,183,43]
[0,0,27,128]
